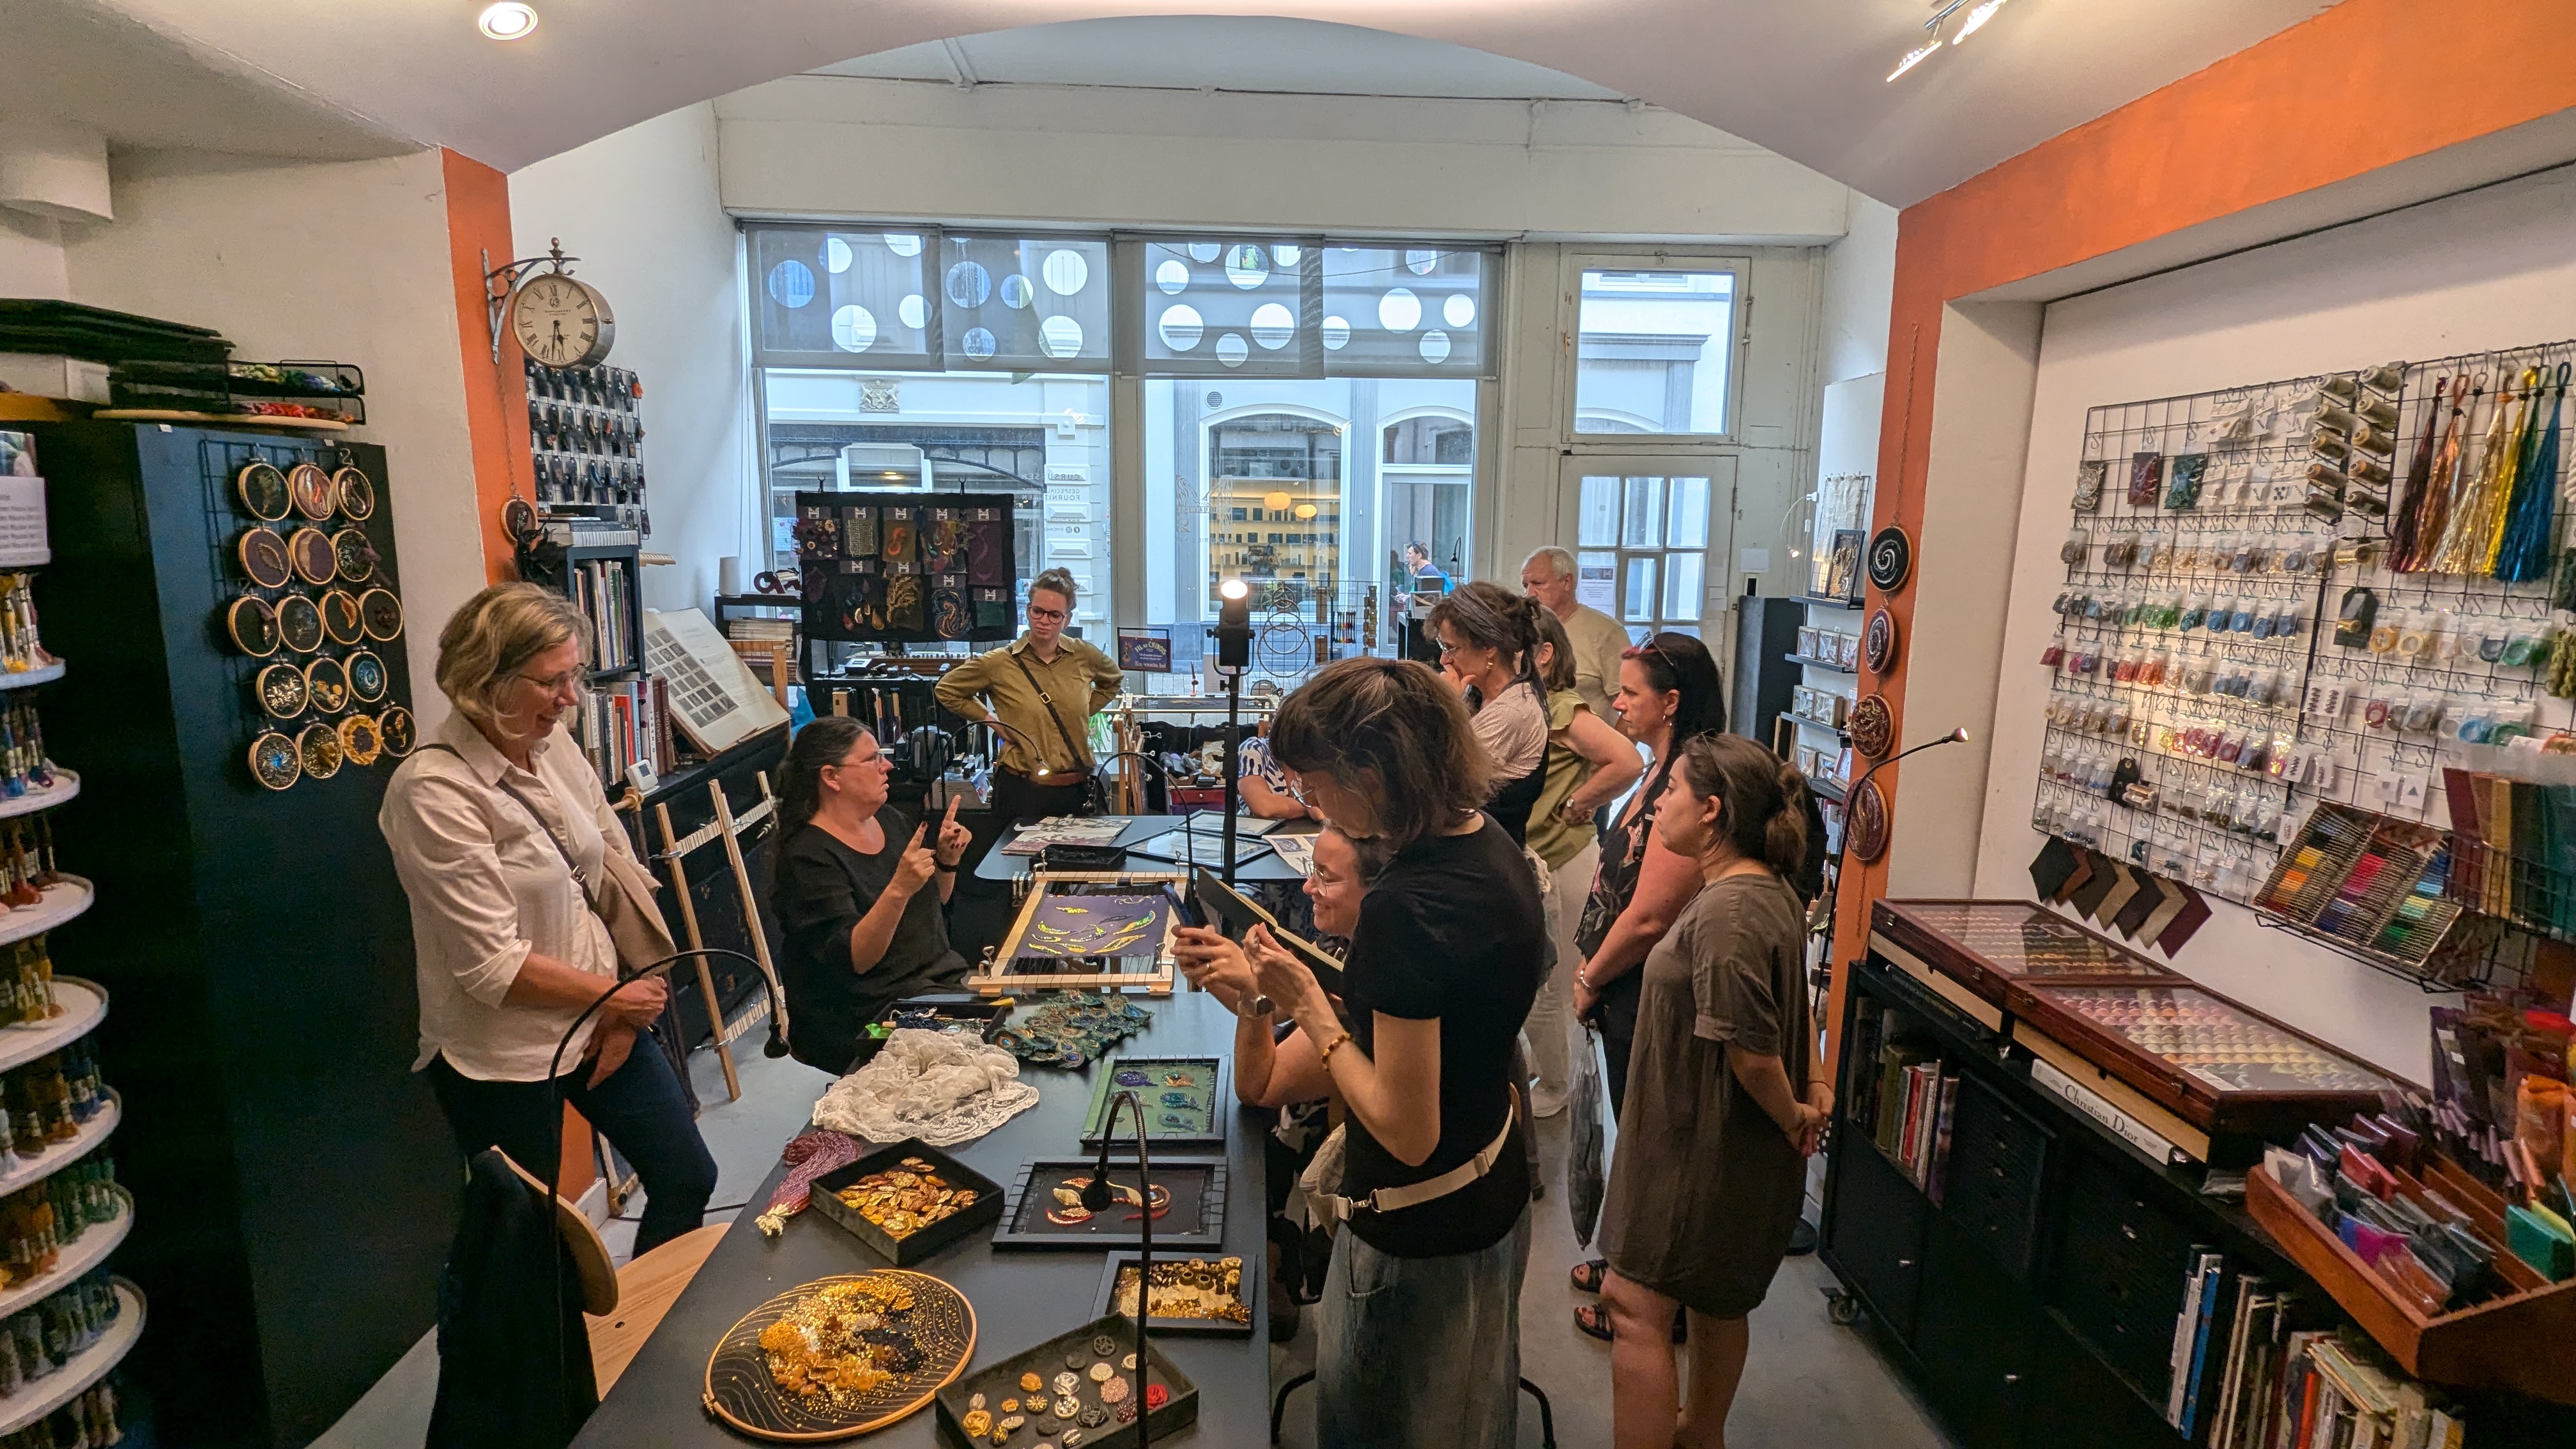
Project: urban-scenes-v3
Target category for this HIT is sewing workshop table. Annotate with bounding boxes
[975,814,1317,885]
[569,986,1276,1448]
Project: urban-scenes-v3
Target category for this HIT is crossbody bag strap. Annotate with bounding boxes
[1009,650,1095,774]
[418,742,592,894]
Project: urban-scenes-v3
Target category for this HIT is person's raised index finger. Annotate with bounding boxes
[943,795,962,824]
[910,823,927,843]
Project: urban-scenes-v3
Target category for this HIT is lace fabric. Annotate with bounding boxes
[808,1027,1041,1147]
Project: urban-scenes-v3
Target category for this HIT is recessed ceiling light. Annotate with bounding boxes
[1953,0,2007,42]
[1887,40,1942,82]
[477,3,539,41]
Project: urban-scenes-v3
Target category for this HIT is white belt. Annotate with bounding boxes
[1316,1097,1518,1223]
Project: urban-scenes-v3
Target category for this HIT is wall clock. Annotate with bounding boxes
[512,270,617,370]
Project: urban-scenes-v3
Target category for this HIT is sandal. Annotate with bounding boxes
[1568,1259,1610,1294]
[1573,1302,1689,1344]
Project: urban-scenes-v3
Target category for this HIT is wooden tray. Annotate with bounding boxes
[2248,1161,2576,1404]
[992,1156,1227,1251]
[932,1312,1198,1449]
[966,873,1190,997]
[700,1270,976,1440]
[802,1140,1004,1268]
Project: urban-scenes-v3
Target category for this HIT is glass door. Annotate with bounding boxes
[1558,456,1735,643]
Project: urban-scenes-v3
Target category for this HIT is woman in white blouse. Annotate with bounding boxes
[379,583,716,1254]
[1427,581,1552,845]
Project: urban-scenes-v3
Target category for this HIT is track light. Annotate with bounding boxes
[1887,38,1942,81]
[1953,0,2006,41]
[478,3,539,40]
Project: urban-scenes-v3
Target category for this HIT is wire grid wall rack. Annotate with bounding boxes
[2034,337,2576,988]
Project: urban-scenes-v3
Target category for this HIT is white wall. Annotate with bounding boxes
[57,147,487,726]
[1969,165,2576,1084]
[0,210,67,300]
[1818,194,1896,388]
[510,102,751,615]
[719,77,1852,243]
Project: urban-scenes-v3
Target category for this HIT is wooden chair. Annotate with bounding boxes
[586,1222,726,1393]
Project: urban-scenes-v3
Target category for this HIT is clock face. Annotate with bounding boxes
[512,272,614,369]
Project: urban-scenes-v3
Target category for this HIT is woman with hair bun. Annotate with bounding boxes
[768,717,972,1074]
[1595,733,1831,1449]
[1426,580,1551,844]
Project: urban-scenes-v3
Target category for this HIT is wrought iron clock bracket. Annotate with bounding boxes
[480,238,583,364]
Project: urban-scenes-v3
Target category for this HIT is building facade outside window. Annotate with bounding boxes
[1572,266,1737,438]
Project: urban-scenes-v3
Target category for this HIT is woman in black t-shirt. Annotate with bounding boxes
[1246,658,1544,1449]
[769,718,972,1075]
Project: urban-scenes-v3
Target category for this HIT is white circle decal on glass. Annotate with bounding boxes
[1000,274,1034,309]
[1224,245,1269,289]
[831,305,877,352]
[1377,288,1422,332]
[1444,293,1476,328]
[1158,305,1205,350]
[767,259,815,309]
[1188,242,1222,263]
[884,233,923,257]
[945,260,992,308]
[1039,315,1084,359]
[1419,330,1452,365]
[1404,249,1439,275]
[1216,334,1249,367]
[898,294,926,330]
[824,237,853,274]
[1321,316,1351,350]
[1271,244,1301,268]
[960,326,997,361]
[1250,303,1296,350]
[1155,259,1190,295]
[1042,249,1089,296]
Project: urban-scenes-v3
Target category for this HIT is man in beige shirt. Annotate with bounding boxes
[1522,546,1632,722]
[935,567,1124,822]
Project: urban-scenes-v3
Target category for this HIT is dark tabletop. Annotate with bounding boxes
[975,815,1315,884]
[571,988,1273,1448]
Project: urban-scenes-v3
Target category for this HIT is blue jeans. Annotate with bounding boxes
[1315,1206,1533,1449]
[425,1036,717,1256]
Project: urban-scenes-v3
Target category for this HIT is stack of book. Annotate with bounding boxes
[571,558,635,671]
[1846,999,1960,1197]
[2174,1266,2466,1448]
[580,675,671,788]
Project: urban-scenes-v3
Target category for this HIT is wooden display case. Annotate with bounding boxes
[1871,898,2180,1030]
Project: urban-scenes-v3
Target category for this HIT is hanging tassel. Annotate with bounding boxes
[2496,367,2566,583]
[2402,378,2477,573]
[2386,376,2448,569]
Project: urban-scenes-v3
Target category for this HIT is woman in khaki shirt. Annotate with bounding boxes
[380,583,716,1254]
[933,567,1124,824]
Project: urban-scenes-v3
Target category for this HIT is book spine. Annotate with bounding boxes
[2169,1253,2210,1425]
[1927,1073,1959,1202]
[2180,1253,2226,1436]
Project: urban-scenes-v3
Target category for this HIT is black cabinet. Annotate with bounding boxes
[2048,1150,2199,1405]
[1824,1129,1930,1343]
[1942,1074,2052,1282]
[1918,1215,2037,1449]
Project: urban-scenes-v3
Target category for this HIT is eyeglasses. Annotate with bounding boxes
[514,665,590,694]
[1028,606,1069,623]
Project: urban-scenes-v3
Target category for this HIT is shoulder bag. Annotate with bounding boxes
[1009,651,1109,813]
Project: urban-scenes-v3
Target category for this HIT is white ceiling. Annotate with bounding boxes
[0,0,406,160]
[60,0,2343,208]
[812,17,1624,100]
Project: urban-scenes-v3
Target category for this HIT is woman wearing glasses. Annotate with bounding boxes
[1231,658,1544,1449]
[933,567,1124,824]
[380,583,717,1255]
[1426,581,1551,845]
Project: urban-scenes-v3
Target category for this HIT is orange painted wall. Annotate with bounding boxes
[1832,0,2576,1054]
[439,148,533,583]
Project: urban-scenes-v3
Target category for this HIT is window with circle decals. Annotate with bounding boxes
[936,234,1111,372]
[753,227,938,369]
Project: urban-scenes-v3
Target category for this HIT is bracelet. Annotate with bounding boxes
[1317,1029,1354,1068]
[935,862,958,873]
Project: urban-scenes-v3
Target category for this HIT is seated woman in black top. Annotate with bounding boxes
[769,718,972,1075]
[1245,657,1545,1449]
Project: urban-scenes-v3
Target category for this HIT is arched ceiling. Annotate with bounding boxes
[66,0,2338,207]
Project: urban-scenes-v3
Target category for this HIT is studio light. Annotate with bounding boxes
[478,2,539,40]
[1887,39,1942,82]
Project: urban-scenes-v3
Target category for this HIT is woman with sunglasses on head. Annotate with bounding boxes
[769,717,974,1075]
[933,567,1124,824]
[1426,580,1551,845]
[1236,658,1544,1449]
[1565,629,1726,1330]
[1598,735,1828,1449]
[381,583,716,1255]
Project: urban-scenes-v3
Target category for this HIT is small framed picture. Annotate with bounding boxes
[1820,529,1866,605]
[1117,627,1174,673]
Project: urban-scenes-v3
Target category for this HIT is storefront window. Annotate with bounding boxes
[1573,266,1736,437]
[1576,471,1710,639]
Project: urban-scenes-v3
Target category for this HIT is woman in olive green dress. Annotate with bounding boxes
[1595,733,1830,1449]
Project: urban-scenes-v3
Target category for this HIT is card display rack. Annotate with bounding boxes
[523,359,647,530]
